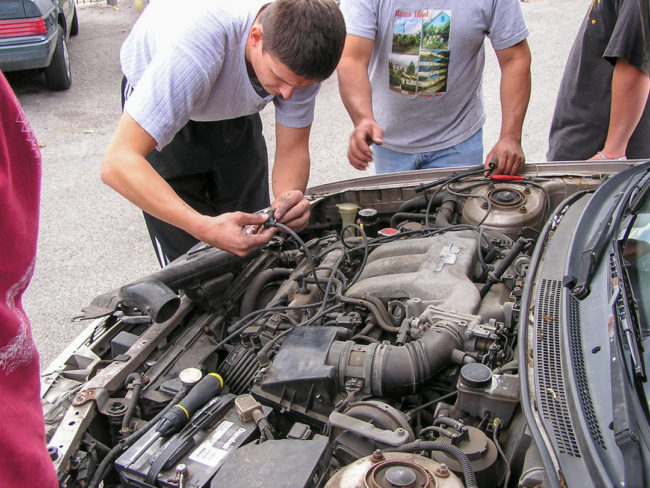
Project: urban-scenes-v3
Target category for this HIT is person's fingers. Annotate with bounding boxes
[348,145,370,170]
[276,197,310,226]
[271,191,303,221]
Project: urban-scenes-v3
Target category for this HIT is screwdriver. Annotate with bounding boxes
[156,373,224,437]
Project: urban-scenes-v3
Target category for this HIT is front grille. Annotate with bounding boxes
[536,279,581,457]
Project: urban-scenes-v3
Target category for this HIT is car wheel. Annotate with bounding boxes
[45,26,72,91]
[70,6,79,36]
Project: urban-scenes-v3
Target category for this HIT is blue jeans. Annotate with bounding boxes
[372,128,483,174]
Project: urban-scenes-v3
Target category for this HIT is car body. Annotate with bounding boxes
[0,0,78,90]
[41,160,650,488]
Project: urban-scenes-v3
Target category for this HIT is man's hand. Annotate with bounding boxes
[271,189,311,232]
[348,119,384,170]
[484,135,525,175]
[195,211,276,257]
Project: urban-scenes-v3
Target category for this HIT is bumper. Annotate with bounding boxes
[0,29,57,72]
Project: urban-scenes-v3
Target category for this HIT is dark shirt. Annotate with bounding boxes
[547,0,650,161]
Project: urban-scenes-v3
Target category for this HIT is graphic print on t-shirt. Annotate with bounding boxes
[389,9,450,98]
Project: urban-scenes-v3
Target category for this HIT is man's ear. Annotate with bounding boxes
[249,24,263,49]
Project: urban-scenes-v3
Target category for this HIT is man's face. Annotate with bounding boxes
[247,23,316,99]
[255,51,315,99]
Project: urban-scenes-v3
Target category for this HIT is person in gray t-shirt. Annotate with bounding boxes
[337,0,531,176]
[101,0,345,266]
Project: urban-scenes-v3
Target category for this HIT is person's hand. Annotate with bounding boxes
[348,119,384,170]
[271,189,311,232]
[484,136,525,175]
[195,211,276,257]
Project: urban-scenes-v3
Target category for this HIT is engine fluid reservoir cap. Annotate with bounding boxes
[385,466,417,487]
[459,363,492,388]
[179,367,203,386]
[378,227,399,237]
[358,208,378,219]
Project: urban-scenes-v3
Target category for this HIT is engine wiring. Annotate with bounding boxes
[75,168,565,488]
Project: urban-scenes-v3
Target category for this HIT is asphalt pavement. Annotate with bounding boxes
[7,0,590,367]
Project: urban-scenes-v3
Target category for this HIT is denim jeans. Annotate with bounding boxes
[373,128,483,174]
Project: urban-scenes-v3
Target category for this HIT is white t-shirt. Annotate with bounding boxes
[121,0,320,149]
[339,0,528,153]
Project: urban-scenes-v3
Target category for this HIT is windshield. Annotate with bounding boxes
[621,190,650,408]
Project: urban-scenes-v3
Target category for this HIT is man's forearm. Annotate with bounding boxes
[271,124,311,198]
[337,59,375,127]
[100,113,209,241]
[601,58,650,158]
[101,151,207,238]
[271,156,309,197]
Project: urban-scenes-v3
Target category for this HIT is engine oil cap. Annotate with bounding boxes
[459,363,493,388]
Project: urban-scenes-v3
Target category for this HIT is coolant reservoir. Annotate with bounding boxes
[337,202,360,237]
[461,183,546,239]
[325,451,464,488]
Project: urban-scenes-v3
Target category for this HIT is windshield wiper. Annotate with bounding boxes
[609,271,646,381]
[571,191,623,298]
[571,170,650,299]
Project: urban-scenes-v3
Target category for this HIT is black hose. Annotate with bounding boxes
[239,268,292,317]
[273,222,325,295]
[385,440,478,488]
[120,373,143,436]
[480,237,531,298]
[338,294,399,333]
[390,212,428,228]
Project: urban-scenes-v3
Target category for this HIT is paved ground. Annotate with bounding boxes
[6,0,589,367]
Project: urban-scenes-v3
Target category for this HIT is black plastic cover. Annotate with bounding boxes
[210,435,331,488]
[252,327,348,425]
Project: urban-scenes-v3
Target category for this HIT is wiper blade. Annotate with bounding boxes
[572,170,650,299]
[609,277,646,381]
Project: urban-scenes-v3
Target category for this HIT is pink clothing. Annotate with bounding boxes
[0,71,58,487]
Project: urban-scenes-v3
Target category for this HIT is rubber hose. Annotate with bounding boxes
[239,268,292,317]
[121,373,143,435]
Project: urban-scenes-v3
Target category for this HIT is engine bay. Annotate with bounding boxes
[41,167,605,488]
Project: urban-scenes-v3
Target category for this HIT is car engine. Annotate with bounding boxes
[41,167,605,488]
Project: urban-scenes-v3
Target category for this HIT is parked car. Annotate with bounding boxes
[0,0,78,90]
[41,160,650,488]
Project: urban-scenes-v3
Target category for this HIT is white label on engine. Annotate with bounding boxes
[187,420,247,468]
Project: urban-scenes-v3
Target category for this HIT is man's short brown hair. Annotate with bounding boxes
[260,0,346,81]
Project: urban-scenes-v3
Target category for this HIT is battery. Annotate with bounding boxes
[116,393,268,488]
